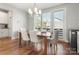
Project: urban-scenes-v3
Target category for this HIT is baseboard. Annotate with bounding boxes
[11,37,19,40]
[0,36,11,39]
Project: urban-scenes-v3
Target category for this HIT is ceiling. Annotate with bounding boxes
[6,3,63,11]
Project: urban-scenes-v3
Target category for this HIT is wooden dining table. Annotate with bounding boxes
[18,32,51,55]
[37,35,50,54]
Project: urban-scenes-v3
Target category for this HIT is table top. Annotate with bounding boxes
[37,32,51,37]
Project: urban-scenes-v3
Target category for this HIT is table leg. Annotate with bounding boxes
[43,37,48,55]
[19,32,22,48]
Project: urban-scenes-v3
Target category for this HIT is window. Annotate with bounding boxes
[54,10,64,29]
[34,12,51,31]
[42,12,51,31]
[34,10,64,31]
[34,15,41,31]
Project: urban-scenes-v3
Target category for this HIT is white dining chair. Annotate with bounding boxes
[47,30,58,54]
[20,28,30,47]
[29,31,42,51]
[47,29,58,40]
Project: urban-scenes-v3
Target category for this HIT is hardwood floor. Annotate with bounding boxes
[0,37,78,55]
[0,38,37,55]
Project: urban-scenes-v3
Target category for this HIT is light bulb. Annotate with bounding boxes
[34,7,38,12]
[39,10,42,14]
[28,8,33,14]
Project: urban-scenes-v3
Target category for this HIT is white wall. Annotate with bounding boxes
[11,9,27,39]
[65,4,79,42]
[27,14,34,31]
[0,3,28,39]
[42,3,79,42]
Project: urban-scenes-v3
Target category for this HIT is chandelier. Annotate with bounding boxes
[28,3,42,15]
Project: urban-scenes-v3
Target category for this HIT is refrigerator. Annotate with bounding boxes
[70,29,79,53]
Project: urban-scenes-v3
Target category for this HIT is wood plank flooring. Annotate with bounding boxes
[0,37,78,55]
[0,38,37,55]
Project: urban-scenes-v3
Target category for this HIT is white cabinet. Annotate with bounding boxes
[0,29,9,38]
[0,11,8,24]
[0,11,9,38]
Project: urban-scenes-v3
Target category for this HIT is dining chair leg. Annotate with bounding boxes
[34,43,37,51]
[40,41,43,50]
[55,44,57,54]
[50,43,54,55]
[36,42,41,51]
[28,40,31,47]
[26,41,29,47]
[41,41,44,50]
[24,41,26,46]
[54,44,55,55]
[34,42,42,52]
[54,43,57,55]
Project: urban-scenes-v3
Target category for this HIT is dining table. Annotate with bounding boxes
[18,31,51,55]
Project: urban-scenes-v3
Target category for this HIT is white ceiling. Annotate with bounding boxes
[6,3,63,11]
